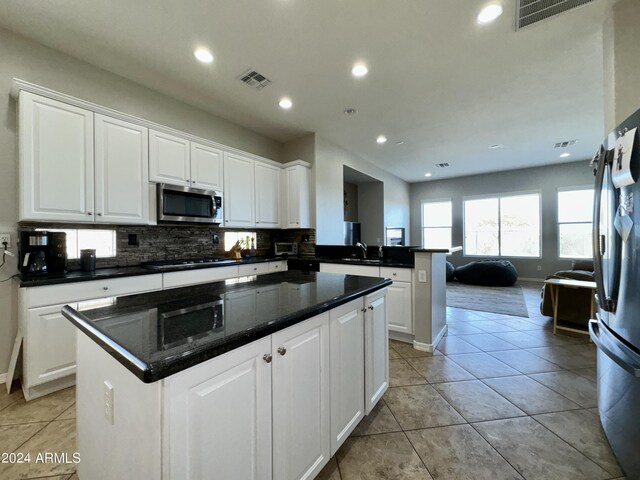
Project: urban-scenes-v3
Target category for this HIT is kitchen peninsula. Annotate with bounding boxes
[62,271,391,480]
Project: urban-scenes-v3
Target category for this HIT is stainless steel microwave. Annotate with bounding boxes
[157,183,223,224]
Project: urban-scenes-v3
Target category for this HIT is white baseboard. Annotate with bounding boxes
[519,277,545,282]
[413,325,448,352]
[0,373,6,384]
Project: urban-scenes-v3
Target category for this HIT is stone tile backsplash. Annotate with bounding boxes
[19,223,315,268]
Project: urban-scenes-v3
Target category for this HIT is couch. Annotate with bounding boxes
[540,260,595,326]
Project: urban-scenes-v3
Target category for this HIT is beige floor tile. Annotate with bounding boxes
[446,322,485,335]
[482,375,581,415]
[491,331,551,349]
[351,401,401,437]
[0,419,76,479]
[525,344,596,370]
[0,387,76,426]
[388,347,402,359]
[488,349,563,374]
[436,335,481,355]
[406,356,474,384]
[0,422,48,454]
[384,385,466,430]
[533,409,623,477]
[433,380,525,423]
[455,333,519,352]
[407,425,523,480]
[571,367,597,383]
[316,456,341,480]
[473,417,610,480]
[446,353,520,379]
[529,371,598,408]
[389,359,427,387]
[467,320,517,333]
[55,404,76,421]
[337,432,433,480]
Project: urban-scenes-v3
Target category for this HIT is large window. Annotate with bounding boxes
[422,200,452,249]
[558,188,594,258]
[464,193,540,257]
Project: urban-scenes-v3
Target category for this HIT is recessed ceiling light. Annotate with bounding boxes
[376,135,387,144]
[477,4,503,24]
[352,64,368,78]
[279,97,293,110]
[560,152,571,158]
[425,172,433,177]
[489,144,503,149]
[194,48,214,64]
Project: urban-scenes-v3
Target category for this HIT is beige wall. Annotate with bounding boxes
[604,0,640,130]
[0,27,284,374]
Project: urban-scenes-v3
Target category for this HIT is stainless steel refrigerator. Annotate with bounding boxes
[343,221,361,245]
[590,108,640,479]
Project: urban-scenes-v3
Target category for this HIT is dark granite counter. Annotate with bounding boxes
[316,258,414,268]
[62,271,392,383]
[19,256,288,288]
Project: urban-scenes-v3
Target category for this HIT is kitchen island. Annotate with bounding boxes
[62,271,391,480]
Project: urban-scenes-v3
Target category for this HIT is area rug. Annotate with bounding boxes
[446,281,529,317]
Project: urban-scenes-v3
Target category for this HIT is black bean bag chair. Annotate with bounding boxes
[454,260,518,287]
[446,261,455,282]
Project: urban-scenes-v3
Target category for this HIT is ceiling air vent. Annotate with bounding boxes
[435,163,450,168]
[554,140,578,148]
[516,0,594,30]
[238,69,272,90]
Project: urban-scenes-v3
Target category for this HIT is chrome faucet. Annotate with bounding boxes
[356,241,368,259]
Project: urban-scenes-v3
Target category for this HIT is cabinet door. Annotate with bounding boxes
[25,303,78,388]
[272,313,330,480]
[19,92,94,222]
[95,115,149,224]
[255,162,281,228]
[190,143,223,190]
[149,130,190,185]
[164,337,272,480]
[283,166,311,229]
[364,289,389,414]
[329,299,364,455]
[223,153,255,227]
[387,281,413,334]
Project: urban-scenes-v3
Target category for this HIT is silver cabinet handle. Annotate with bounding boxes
[393,273,397,276]
[97,213,102,216]
[361,307,367,313]
[263,354,272,363]
[103,286,109,291]
[368,305,374,310]
[87,212,92,215]
[277,347,287,356]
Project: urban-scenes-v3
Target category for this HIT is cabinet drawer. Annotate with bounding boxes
[25,274,163,308]
[268,261,287,273]
[379,267,412,283]
[163,265,239,289]
[239,263,269,277]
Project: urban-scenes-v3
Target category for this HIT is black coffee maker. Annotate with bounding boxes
[19,231,67,275]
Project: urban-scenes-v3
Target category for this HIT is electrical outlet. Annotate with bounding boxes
[104,381,114,425]
[212,234,220,245]
[537,265,542,271]
[0,233,11,248]
[418,270,427,282]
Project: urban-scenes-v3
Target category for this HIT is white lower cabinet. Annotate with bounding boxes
[386,281,413,334]
[329,299,365,455]
[164,337,273,480]
[364,289,389,414]
[272,313,331,480]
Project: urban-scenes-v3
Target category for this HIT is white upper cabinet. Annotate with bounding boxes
[149,129,190,185]
[94,115,149,224]
[282,165,311,229]
[223,152,255,227]
[255,162,281,228]
[19,91,94,222]
[190,142,223,190]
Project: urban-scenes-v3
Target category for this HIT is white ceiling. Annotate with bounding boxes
[0,0,613,183]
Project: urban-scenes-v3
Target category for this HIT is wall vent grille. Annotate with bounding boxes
[435,163,450,168]
[516,0,594,30]
[554,140,578,148]
[238,69,272,90]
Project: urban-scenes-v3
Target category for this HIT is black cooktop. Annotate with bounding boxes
[141,258,237,270]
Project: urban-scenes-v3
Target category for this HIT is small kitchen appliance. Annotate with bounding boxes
[274,242,298,256]
[19,231,67,276]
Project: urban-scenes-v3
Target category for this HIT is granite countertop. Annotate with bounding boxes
[62,271,392,383]
[18,256,289,288]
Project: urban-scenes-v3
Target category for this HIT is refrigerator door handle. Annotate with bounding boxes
[589,319,640,377]
[592,149,610,311]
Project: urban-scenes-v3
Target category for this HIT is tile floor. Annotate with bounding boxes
[0,282,624,480]
[318,281,625,480]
